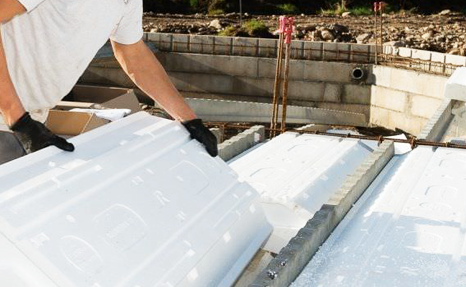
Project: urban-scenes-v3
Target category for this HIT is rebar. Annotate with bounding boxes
[280,38,292,133]
[270,18,286,138]
[374,2,378,65]
[206,122,466,150]
[148,39,461,77]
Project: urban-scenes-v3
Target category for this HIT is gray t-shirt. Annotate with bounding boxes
[1,0,143,121]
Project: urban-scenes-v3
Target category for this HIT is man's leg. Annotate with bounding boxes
[0,130,26,164]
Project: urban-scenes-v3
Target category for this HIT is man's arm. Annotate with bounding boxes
[0,0,75,154]
[111,39,196,122]
[0,0,26,23]
[112,39,218,157]
[0,0,26,126]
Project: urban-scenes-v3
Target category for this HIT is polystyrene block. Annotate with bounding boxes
[445,67,466,101]
[293,146,466,287]
[0,112,271,287]
[230,132,372,252]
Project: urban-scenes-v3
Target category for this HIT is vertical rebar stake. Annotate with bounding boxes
[281,41,292,133]
[374,2,378,65]
[379,2,383,61]
[270,17,286,138]
[281,17,294,133]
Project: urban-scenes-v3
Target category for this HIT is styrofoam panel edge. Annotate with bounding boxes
[0,112,158,178]
[445,67,466,101]
[0,233,59,287]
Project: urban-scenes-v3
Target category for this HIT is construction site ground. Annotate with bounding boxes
[143,12,466,54]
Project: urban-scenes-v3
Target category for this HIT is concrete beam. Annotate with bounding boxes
[186,98,368,127]
[218,125,265,161]
[418,99,454,141]
[209,128,223,143]
[250,140,395,287]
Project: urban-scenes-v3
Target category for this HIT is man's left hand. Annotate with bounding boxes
[182,119,218,157]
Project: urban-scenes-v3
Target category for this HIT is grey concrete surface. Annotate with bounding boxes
[82,52,372,119]
[369,66,449,134]
[210,128,222,144]
[185,98,368,127]
[143,33,466,71]
[418,99,454,141]
[218,125,265,161]
[250,140,395,287]
[439,101,466,143]
[82,39,463,136]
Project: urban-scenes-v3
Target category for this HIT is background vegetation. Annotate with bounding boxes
[143,0,465,15]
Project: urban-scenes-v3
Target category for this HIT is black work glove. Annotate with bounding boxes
[10,112,75,154]
[182,119,218,157]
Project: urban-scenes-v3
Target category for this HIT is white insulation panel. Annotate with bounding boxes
[293,146,466,287]
[230,132,373,252]
[445,67,466,101]
[0,112,271,287]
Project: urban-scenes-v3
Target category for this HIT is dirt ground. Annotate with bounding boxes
[143,12,466,54]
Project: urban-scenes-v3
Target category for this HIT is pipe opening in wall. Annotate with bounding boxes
[351,67,365,80]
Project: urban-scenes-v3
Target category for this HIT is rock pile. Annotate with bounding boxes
[143,12,466,55]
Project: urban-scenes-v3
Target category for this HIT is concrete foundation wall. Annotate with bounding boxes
[82,52,372,120]
[81,46,452,135]
[159,53,372,114]
[370,66,449,134]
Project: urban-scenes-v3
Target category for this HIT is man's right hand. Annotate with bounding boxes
[11,113,75,154]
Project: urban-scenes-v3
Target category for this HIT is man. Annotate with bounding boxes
[0,0,217,164]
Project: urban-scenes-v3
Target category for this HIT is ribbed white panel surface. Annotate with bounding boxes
[0,112,271,287]
[230,132,372,252]
[293,146,466,287]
